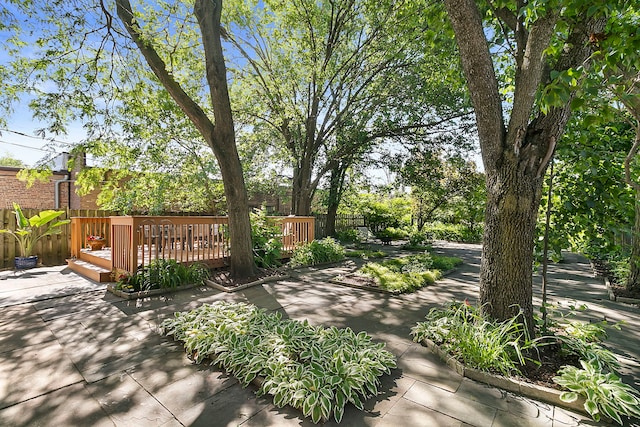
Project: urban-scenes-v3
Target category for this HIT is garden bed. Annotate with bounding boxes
[419,338,589,415]
[205,268,287,293]
[107,282,202,300]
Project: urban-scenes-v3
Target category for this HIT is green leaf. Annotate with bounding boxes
[559,391,579,403]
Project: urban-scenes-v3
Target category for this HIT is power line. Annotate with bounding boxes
[0,128,76,146]
[0,139,56,152]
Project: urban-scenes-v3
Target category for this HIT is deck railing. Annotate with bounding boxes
[71,215,314,276]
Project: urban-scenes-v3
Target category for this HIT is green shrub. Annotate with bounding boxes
[251,207,283,268]
[423,222,483,243]
[360,263,438,293]
[118,259,209,292]
[554,361,640,425]
[357,253,461,293]
[375,226,408,240]
[408,230,428,246]
[345,249,386,259]
[411,302,529,375]
[161,301,396,423]
[335,228,361,243]
[289,238,345,268]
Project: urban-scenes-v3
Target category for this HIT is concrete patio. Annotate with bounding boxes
[0,242,638,426]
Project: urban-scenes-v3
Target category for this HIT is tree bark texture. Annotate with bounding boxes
[116,0,257,279]
[444,0,604,327]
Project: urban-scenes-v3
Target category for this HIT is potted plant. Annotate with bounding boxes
[86,235,105,251]
[0,203,71,269]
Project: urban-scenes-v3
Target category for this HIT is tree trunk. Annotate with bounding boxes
[625,125,640,292]
[443,0,604,332]
[481,157,543,327]
[626,192,640,293]
[325,164,347,237]
[116,0,257,280]
[195,0,256,278]
[291,154,313,215]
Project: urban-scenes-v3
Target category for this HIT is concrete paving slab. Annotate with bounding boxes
[404,380,498,426]
[0,382,114,427]
[0,340,84,409]
[376,397,467,427]
[0,266,106,308]
[171,382,270,427]
[0,304,57,352]
[86,372,175,426]
[397,343,464,393]
[0,242,636,426]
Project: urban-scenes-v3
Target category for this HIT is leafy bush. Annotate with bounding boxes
[423,222,483,243]
[289,238,345,268]
[357,253,461,293]
[345,249,386,259]
[251,207,283,268]
[554,361,640,425]
[161,302,396,423]
[413,301,640,425]
[407,230,428,246]
[411,302,529,375]
[117,259,209,292]
[375,226,408,240]
[360,263,438,293]
[335,228,361,243]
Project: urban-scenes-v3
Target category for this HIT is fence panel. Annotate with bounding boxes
[0,208,113,269]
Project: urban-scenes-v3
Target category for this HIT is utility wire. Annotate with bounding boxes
[0,128,76,146]
[0,139,56,152]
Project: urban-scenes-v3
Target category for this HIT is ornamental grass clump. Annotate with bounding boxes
[411,301,528,376]
[161,301,396,424]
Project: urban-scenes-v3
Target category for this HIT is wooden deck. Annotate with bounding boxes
[68,215,314,282]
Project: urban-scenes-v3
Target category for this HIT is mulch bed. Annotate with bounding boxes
[205,267,287,292]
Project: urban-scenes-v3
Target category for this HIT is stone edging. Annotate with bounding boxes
[420,338,589,416]
[106,283,201,300]
[205,273,287,293]
[604,277,640,305]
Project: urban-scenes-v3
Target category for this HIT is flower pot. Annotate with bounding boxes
[15,256,38,270]
[88,240,105,251]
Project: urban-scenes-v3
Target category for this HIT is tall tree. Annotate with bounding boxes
[441,1,619,328]
[224,0,469,215]
[2,0,258,279]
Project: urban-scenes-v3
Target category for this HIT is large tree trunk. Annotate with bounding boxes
[325,164,347,237]
[117,0,257,279]
[481,161,543,325]
[195,0,257,278]
[625,124,640,292]
[291,154,314,215]
[443,0,604,331]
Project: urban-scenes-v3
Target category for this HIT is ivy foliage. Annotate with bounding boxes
[161,302,396,424]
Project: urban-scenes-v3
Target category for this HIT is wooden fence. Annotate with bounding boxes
[313,214,366,238]
[0,209,114,270]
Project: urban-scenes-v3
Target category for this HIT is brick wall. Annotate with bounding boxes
[0,167,100,210]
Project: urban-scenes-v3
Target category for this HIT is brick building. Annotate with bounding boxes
[0,153,100,210]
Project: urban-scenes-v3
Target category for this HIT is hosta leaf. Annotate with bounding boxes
[312,403,323,423]
[320,395,332,420]
[584,400,599,416]
[559,392,579,403]
[333,402,345,423]
[335,389,346,410]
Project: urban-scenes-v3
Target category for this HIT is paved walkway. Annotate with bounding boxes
[0,242,638,426]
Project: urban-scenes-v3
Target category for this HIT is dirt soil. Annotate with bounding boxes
[208,267,283,288]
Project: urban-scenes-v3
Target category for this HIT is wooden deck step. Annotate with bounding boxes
[67,259,113,283]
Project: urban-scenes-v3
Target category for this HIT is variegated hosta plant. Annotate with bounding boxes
[161,301,396,423]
